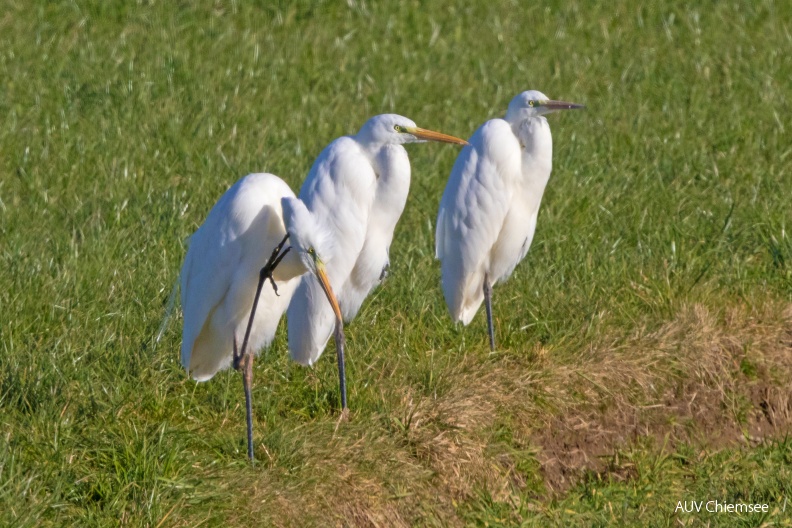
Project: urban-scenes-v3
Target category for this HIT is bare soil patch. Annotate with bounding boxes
[534,304,792,492]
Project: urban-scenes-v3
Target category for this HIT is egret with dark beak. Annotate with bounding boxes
[436,91,584,350]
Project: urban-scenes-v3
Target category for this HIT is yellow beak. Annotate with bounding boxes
[314,261,342,322]
[404,126,469,146]
[314,259,349,411]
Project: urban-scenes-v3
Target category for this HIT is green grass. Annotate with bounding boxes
[1,0,791,526]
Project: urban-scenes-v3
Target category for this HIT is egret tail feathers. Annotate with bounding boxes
[444,270,486,326]
[457,296,484,326]
[185,310,234,381]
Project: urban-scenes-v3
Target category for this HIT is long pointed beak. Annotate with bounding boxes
[404,126,469,146]
[314,261,342,323]
[314,260,349,411]
[540,100,586,111]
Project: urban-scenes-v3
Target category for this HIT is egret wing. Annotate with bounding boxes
[287,137,376,365]
[179,190,242,375]
[180,174,296,380]
[436,119,522,324]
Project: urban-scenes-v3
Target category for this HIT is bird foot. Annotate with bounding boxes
[259,233,292,297]
[260,266,279,296]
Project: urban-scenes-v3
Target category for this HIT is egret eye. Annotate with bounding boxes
[394,125,404,133]
[308,247,316,256]
[528,100,535,108]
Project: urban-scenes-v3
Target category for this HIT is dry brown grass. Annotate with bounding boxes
[212,302,792,526]
[533,303,792,490]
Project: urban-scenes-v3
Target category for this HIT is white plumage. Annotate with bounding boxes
[436,90,583,348]
[179,172,346,460]
[180,173,301,380]
[179,172,336,381]
[287,114,468,365]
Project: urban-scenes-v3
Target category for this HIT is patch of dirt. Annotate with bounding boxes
[534,304,792,492]
[537,383,792,492]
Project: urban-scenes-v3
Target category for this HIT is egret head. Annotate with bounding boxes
[357,114,469,147]
[505,90,584,123]
[281,197,342,320]
[281,197,333,274]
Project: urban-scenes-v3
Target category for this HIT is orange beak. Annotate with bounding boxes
[404,126,469,146]
[314,262,342,323]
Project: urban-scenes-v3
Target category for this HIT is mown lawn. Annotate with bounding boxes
[1,1,790,526]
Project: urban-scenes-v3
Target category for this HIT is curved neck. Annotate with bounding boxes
[366,144,411,243]
[354,133,391,158]
[514,116,553,197]
[372,145,410,201]
[508,116,546,147]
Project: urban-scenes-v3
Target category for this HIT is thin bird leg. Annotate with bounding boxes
[237,234,291,367]
[333,317,347,411]
[232,233,290,462]
[483,274,495,351]
[233,338,255,461]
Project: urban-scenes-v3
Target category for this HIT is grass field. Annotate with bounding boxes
[1,0,791,526]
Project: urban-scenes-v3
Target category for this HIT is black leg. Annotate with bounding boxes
[233,338,254,462]
[233,233,291,462]
[238,234,291,362]
[483,274,495,351]
[313,264,348,415]
[334,323,347,411]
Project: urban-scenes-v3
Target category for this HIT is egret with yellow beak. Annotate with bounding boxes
[179,115,466,461]
[179,173,343,461]
[288,114,468,365]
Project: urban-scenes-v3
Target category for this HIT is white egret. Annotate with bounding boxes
[435,91,584,349]
[179,173,343,460]
[286,114,468,365]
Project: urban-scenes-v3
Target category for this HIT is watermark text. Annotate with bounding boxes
[675,500,783,514]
